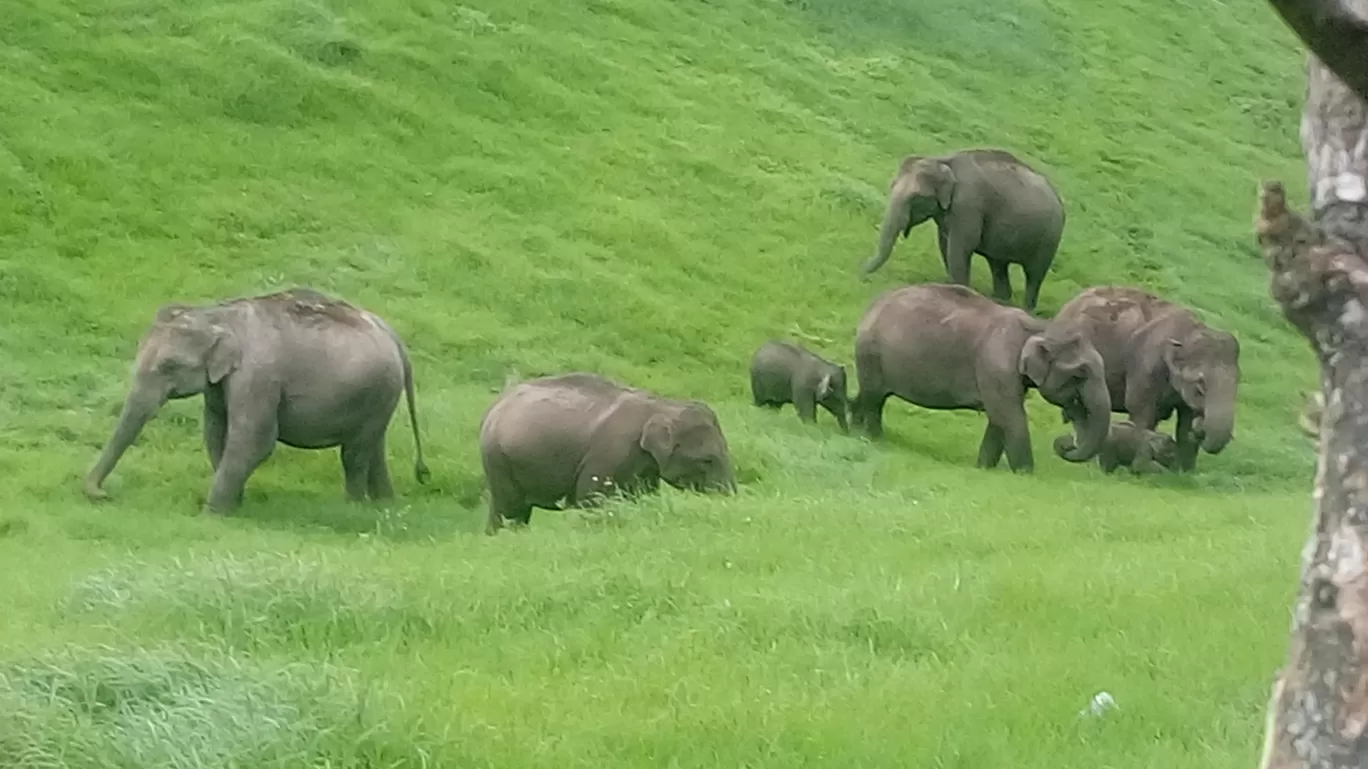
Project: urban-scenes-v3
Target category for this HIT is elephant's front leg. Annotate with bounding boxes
[202,398,227,471]
[942,217,982,287]
[205,410,279,514]
[793,389,818,424]
[1173,409,1200,472]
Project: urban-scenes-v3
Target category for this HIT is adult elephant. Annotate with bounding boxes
[83,287,431,513]
[479,372,737,534]
[1046,285,1241,471]
[850,283,1110,472]
[859,148,1066,314]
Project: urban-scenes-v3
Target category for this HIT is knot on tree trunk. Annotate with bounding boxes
[1256,180,1368,356]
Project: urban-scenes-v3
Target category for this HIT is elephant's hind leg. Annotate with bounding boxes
[365,442,395,501]
[1022,255,1053,313]
[339,442,373,502]
[203,400,227,471]
[988,260,1014,303]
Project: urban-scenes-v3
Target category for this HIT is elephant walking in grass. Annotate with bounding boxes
[84,287,431,514]
[478,372,737,534]
[850,283,1111,472]
[1046,285,1241,472]
[749,339,849,432]
[860,148,1066,313]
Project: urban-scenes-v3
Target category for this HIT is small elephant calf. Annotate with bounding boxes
[1055,420,1178,474]
[748,340,849,432]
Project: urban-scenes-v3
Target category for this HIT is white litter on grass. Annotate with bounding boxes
[1079,691,1117,718]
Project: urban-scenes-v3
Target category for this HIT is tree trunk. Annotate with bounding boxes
[1255,3,1368,767]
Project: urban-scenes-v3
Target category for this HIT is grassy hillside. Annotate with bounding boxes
[0,0,1321,766]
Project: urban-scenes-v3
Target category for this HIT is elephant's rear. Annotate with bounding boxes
[854,284,988,409]
[749,341,800,402]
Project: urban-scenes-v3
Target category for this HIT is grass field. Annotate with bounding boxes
[0,0,1326,765]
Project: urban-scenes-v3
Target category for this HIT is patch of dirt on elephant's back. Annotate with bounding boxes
[261,288,371,330]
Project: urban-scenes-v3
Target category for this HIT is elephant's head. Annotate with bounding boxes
[1019,329,1111,463]
[1164,331,1240,454]
[84,305,241,500]
[640,401,737,495]
[816,366,850,429]
[860,156,956,276]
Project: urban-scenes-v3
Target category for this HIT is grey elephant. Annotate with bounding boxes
[478,372,737,534]
[850,283,1111,472]
[1045,285,1241,472]
[84,287,430,513]
[859,148,1066,313]
[1056,420,1179,474]
[749,340,849,432]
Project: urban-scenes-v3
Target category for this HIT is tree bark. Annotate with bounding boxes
[1255,2,1368,766]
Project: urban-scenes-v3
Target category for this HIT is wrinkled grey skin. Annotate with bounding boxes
[478,372,737,534]
[1046,285,1241,472]
[850,283,1111,472]
[749,340,849,432]
[1056,420,1179,474]
[860,148,1066,313]
[84,287,431,513]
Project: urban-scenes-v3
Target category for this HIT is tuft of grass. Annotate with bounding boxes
[0,0,1324,765]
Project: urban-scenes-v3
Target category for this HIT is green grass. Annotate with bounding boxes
[0,0,1323,765]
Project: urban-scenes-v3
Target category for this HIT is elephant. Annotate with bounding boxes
[478,372,737,534]
[83,287,431,514]
[749,339,849,432]
[849,283,1111,472]
[1056,420,1179,474]
[859,148,1066,313]
[1044,285,1241,472]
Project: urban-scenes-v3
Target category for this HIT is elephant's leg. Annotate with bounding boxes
[205,414,278,514]
[1122,380,1161,431]
[202,401,227,471]
[366,442,395,501]
[484,472,530,535]
[982,398,1033,472]
[1129,442,1167,474]
[1173,409,1200,472]
[942,215,982,287]
[339,442,372,502]
[976,422,1006,469]
[1022,258,1051,314]
[853,391,888,439]
[793,389,818,424]
[988,260,1013,303]
[936,226,950,271]
[825,402,849,433]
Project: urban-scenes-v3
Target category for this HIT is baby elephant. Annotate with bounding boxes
[478,372,737,534]
[749,340,849,432]
[1055,420,1178,474]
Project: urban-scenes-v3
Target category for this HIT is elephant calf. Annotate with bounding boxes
[478,372,737,534]
[84,287,430,514]
[748,340,849,432]
[1056,420,1179,474]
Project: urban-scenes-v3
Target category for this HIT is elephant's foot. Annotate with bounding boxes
[82,482,109,501]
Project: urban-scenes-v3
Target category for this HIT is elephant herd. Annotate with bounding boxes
[80,146,1243,533]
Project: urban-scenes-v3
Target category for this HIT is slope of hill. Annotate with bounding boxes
[0,0,1320,766]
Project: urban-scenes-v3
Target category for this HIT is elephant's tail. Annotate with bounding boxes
[399,342,431,485]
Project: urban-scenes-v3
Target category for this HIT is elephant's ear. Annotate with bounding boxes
[1018,335,1050,385]
[934,162,957,210]
[640,412,675,468]
[206,326,241,384]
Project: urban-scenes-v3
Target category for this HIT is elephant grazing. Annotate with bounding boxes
[748,339,849,432]
[1046,285,1241,472]
[478,372,737,534]
[859,148,1066,313]
[84,287,431,514]
[850,283,1111,472]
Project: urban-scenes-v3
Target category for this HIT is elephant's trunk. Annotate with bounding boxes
[1199,372,1237,453]
[84,384,168,499]
[1054,375,1112,462]
[860,186,914,276]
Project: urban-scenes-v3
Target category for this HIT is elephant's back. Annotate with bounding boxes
[855,284,998,402]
